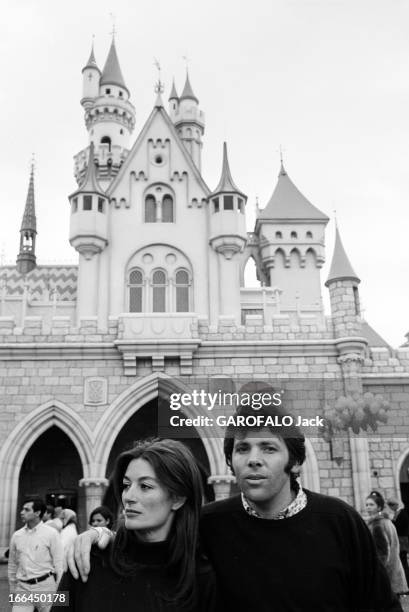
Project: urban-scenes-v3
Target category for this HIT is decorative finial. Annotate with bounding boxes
[255,196,260,214]
[109,13,116,38]
[30,153,35,175]
[333,209,338,227]
[153,58,164,94]
[182,55,189,71]
[277,145,286,175]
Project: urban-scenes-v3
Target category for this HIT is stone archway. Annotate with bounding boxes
[395,446,409,507]
[93,373,225,480]
[0,401,93,547]
[17,426,83,525]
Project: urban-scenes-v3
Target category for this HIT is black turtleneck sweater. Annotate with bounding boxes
[53,538,217,612]
[200,490,402,612]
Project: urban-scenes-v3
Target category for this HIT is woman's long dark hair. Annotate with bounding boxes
[110,438,203,609]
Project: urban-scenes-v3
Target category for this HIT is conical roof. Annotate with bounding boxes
[82,43,100,73]
[70,143,104,196]
[168,79,179,101]
[21,165,37,232]
[258,165,328,222]
[212,142,246,198]
[100,38,129,94]
[325,225,360,285]
[361,321,390,348]
[180,72,198,103]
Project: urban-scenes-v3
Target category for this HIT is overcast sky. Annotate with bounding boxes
[1,0,408,347]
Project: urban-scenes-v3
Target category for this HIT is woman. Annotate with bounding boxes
[60,509,79,555]
[89,505,114,529]
[54,439,217,611]
[365,490,408,595]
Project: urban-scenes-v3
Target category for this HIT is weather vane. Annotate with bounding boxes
[109,13,116,37]
[153,58,164,94]
[278,145,285,165]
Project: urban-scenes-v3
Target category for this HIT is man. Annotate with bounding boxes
[8,498,63,612]
[387,497,409,586]
[67,400,401,611]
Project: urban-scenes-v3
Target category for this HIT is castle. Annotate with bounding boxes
[1,37,409,549]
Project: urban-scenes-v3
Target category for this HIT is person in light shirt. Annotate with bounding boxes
[8,498,63,612]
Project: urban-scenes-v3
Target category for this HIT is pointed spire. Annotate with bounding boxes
[17,160,37,274]
[21,162,37,232]
[70,143,104,196]
[180,71,198,103]
[100,37,129,94]
[169,79,179,101]
[325,224,360,286]
[212,142,246,197]
[82,41,100,73]
[279,160,287,176]
[258,165,328,221]
[279,146,286,176]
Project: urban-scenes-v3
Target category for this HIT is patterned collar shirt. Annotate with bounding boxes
[241,484,307,519]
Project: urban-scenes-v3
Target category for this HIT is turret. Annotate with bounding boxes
[168,79,179,120]
[81,44,101,110]
[69,144,108,323]
[325,224,361,338]
[255,162,329,312]
[209,143,247,322]
[173,72,204,170]
[16,163,37,275]
[75,38,136,190]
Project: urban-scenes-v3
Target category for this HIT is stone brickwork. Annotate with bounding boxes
[1,312,409,550]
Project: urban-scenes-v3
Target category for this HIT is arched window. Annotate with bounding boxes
[145,196,156,222]
[101,136,111,152]
[275,231,282,239]
[175,269,190,312]
[306,231,313,239]
[129,269,144,313]
[152,269,167,312]
[162,195,174,222]
[291,231,297,239]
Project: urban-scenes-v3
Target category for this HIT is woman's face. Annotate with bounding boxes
[365,498,379,515]
[90,513,110,528]
[122,457,183,542]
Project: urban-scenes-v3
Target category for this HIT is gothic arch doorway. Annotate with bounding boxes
[398,450,409,508]
[17,426,83,526]
[103,398,214,513]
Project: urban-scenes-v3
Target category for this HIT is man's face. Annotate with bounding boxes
[232,429,292,510]
[21,502,39,524]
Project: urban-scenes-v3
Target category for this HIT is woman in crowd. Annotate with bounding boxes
[365,490,408,596]
[89,505,114,529]
[53,439,217,611]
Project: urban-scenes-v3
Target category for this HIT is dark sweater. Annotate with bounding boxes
[200,490,402,612]
[53,539,217,612]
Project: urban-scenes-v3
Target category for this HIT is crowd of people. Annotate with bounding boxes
[7,502,113,612]
[6,396,409,611]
